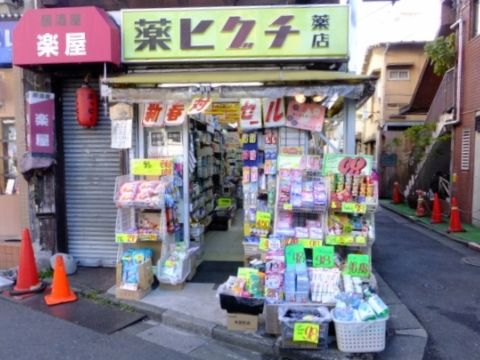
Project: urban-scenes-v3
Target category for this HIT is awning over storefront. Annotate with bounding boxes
[105,69,376,103]
[13,6,120,66]
[106,70,373,86]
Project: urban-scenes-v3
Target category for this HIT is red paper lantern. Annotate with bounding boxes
[76,85,98,127]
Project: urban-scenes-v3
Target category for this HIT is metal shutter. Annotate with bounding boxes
[61,79,119,267]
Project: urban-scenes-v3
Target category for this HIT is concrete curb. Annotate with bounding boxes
[380,203,479,251]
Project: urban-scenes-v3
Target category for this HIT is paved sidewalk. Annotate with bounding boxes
[66,269,427,360]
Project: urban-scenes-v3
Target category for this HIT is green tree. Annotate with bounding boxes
[424,34,456,76]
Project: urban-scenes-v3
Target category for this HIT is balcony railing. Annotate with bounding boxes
[425,67,456,125]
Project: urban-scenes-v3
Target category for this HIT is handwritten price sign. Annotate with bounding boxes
[285,244,306,267]
[255,211,271,230]
[313,246,335,268]
[131,158,173,176]
[341,202,367,214]
[293,323,320,344]
[115,233,137,243]
[344,254,370,278]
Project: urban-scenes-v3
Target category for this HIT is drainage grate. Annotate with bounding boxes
[462,256,480,267]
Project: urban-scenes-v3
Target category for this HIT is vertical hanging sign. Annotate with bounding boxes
[164,101,186,126]
[26,91,55,154]
[143,103,166,127]
[240,98,262,130]
[262,98,286,128]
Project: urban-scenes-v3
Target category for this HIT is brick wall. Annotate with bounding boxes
[452,1,480,223]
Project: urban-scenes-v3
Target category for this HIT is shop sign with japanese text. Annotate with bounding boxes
[121,5,348,62]
[0,20,17,65]
[26,91,55,155]
[13,6,120,66]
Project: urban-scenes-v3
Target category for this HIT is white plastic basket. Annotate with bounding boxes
[332,314,388,353]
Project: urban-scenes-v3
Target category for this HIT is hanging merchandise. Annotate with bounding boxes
[76,83,98,128]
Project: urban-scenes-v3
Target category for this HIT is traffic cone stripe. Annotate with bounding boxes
[44,256,77,306]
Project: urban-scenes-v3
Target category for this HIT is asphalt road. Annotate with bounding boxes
[0,297,193,360]
[373,208,480,360]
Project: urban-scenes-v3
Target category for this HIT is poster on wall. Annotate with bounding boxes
[286,100,325,132]
[262,98,286,128]
[26,91,55,155]
[240,98,262,130]
[111,119,132,149]
[143,103,166,127]
[164,101,186,126]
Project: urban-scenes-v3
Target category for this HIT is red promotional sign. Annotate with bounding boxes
[26,91,55,155]
[13,6,120,66]
[286,100,325,132]
[262,98,286,128]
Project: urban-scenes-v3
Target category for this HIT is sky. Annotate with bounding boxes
[350,0,442,72]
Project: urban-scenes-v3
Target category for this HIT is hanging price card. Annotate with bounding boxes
[313,246,335,268]
[115,233,137,243]
[255,211,271,230]
[293,323,320,344]
[217,197,233,207]
[344,254,370,278]
[131,158,173,176]
[285,244,306,267]
[283,203,293,211]
[341,202,367,214]
[258,237,269,251]
[299,238,322,249]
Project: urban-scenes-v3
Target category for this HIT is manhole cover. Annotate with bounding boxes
[462,256,480,267]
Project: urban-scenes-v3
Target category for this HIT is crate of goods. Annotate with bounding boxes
[278,306,331,350]
[219,293,265,315]
[332,312,388,353]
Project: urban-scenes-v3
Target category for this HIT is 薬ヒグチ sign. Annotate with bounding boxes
[122,5,348,62]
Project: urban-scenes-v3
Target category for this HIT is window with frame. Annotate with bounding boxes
[1,119,17,194]
[475,0,480,37]
[388,69,410,80]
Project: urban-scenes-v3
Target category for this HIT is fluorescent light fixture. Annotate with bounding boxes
[158,82,263,88]
[294,94,306,104]
[211,82,264,87]
[158,83,200,88]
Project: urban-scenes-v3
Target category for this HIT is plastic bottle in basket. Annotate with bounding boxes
[364,289,389,318]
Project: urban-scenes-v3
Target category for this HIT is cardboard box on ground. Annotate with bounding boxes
[227,313,259,332]
[115,258,154,301]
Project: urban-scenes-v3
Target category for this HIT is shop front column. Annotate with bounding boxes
[343,98,357,154]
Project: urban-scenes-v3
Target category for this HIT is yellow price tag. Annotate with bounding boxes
[283,203,293,211]
[244,223,252,236]
[258,237,269,251]
[293,323,320,344]
[356,235,367,245]
[131,158,173,176]
[115,233,137,243]
[255,211,271,230]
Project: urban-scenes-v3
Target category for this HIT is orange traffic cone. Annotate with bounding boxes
[431,193,443,224]
[447,197,464,233]
[10,229,45,296]
[415,190,427,217]
[44,256,77,306]
[391,182,402,204]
